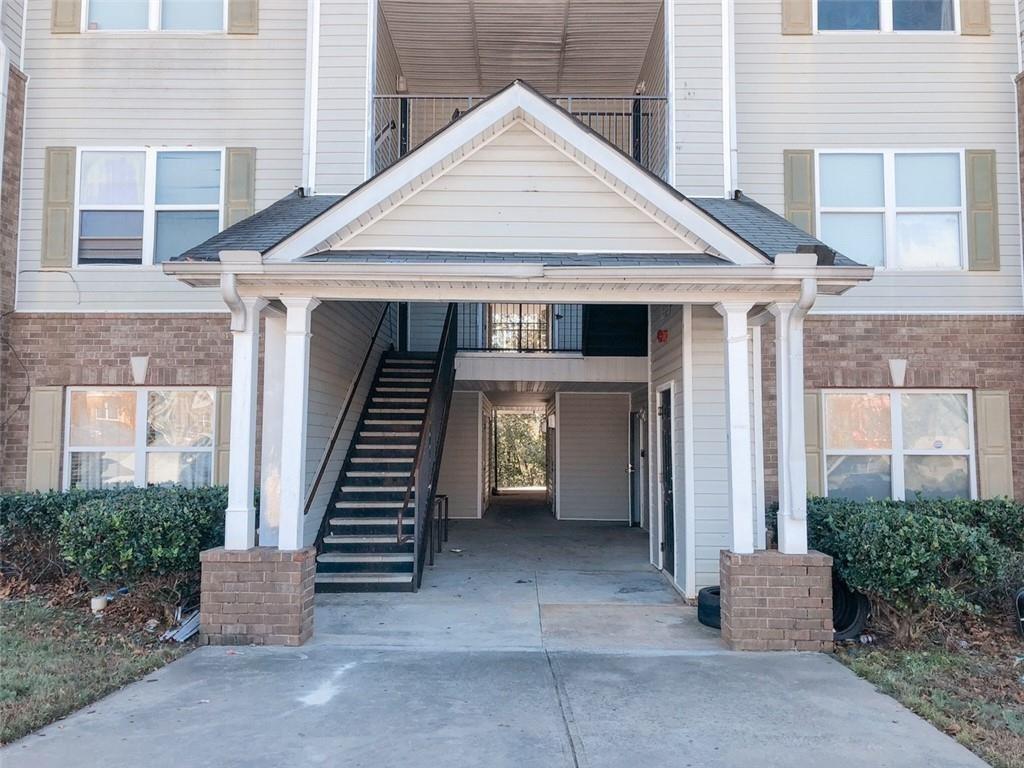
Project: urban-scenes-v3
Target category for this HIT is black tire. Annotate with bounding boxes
[697,586,721,630]
[832,576,870,641]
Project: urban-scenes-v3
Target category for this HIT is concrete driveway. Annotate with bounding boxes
[2,501,986,767]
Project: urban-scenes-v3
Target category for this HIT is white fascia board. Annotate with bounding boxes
[261,83,771,266]
[161,262,872,300]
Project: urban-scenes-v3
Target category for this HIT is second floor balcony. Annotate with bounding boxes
[372,93,669,181]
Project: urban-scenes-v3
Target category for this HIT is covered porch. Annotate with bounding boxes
[163,81,871,648]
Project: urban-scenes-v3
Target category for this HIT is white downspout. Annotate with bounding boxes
[721,0,738,196]
[787,276,817,526]
[221,272,246,331]
[301,0,321,193]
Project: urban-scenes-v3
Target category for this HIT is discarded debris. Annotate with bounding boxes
[159,591,201,643]
[449,548,463,554]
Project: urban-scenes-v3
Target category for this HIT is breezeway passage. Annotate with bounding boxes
[3,494,986,768]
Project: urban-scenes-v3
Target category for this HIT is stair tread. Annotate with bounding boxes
[316,573,413,583]
[329,520,413,528]
[317,552,414,562]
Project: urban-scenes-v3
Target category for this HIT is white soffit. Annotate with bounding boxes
[263,83,770,266]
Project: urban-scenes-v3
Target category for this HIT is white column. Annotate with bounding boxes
[715,302,755,554]
[258,311,286,547]
[224,297,268,550]
[771,302,809,554]
[278,298,320,551]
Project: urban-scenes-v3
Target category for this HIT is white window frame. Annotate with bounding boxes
[82,0,228,33]
[73,147,225,268]
[813,0,960,33]
[63,386,218,490]
[820,388,977,501]
[815,149,968,272]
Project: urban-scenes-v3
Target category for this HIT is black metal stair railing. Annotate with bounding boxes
[309,302,395,555]
[395,303,459,590]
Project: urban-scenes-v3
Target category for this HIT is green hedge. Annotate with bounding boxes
[1,486,229,587]
[0,489,113,541]
[767,497,1023,641]
[58,486,227,584]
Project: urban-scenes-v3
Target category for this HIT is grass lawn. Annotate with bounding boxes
[0,598,190,744]
[838,640,1024,768]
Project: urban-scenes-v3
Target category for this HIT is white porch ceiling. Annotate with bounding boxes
[379,0,664,95]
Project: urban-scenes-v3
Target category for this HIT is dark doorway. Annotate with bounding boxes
[659,389,674,575]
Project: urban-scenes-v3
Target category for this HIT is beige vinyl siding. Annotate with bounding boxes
[649,303,684,573]
[2,0,23,64]
[314,0,372,193]
[637,5,666,94]
[340,122,694,252]
[557,392,629,521]
[375,2,402,95]
[673,0,724,196]
[438,391,482,518]
[407,301,477,352]
[734,0,1023,313]
[690,305,730,590]
[302,300,395,545]
[480,393,493,511]
[17,0,307,313]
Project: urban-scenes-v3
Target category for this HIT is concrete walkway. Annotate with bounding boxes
[3,494,986,767]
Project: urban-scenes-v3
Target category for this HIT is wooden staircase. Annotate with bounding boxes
[314,352,438,592]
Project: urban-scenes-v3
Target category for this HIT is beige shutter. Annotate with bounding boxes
[224,148,256,227]
[976,391,1013,498]
[26,387,64,491]
[960,0,991,35]
[784,150,816,236]
[51,0,82,33]
[227,0,259,34]
[804,390,823,496]
[213,389,232,485]
[41,148,76,269]
[965,150,999,271]
[782,0,813,34]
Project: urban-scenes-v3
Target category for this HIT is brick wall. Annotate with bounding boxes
[761,314,1024,503]
[720,549,833,652]
[0,313,232,489]
[1,64,26,317]
[1,65,28,472]
[200,546,316,646]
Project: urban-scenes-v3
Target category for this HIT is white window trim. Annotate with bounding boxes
[73,147,226,269]
[815,149,968,272]
[813,0,960,34]
[81,0,228,33]
[63,386,218,490]
[820,388,977,501]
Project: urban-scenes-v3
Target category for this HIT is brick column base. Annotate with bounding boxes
[720,550,833,652]
[199,547,316,646]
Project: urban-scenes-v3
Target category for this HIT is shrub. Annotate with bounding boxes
[793,497,1020,642]
[58,486,227,586]
[0,489,116,582]
[0,489,112,541]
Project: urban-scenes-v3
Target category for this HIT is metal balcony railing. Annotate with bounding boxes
[372,94,669,180]
[456,303,582,353]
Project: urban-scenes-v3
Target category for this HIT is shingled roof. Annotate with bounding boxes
[690,193,855,266]
[180,191,342,262]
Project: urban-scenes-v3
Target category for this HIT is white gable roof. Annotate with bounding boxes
[263,82,771,266]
